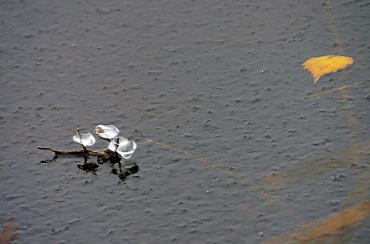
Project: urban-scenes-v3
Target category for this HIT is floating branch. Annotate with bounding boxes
[37,146,106,157]
[38,125,137,159]
[38,125,139,181]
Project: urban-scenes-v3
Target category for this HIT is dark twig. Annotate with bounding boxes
[37,146,106,157]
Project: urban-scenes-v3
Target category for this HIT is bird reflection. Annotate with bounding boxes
[110,161,139,182]
[40,152,139,182]
[77,156,99,174]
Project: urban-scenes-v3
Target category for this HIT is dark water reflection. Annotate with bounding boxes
[40,153,139,182]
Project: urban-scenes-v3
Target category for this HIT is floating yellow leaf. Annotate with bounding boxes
[303,55,354,83]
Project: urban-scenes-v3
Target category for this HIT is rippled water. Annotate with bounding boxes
[1,0,369,243]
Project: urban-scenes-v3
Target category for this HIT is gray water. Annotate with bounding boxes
[1,0,370,243]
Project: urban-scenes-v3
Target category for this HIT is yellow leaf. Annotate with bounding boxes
[303,55,354,83]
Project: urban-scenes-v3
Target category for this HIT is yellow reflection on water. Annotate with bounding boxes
[263,141,370,191]
[263,200,370,244]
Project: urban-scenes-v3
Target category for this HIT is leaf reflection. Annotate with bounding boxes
[263,141,370,190]
[263,199,370,244]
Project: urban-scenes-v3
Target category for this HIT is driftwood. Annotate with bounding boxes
[37,146,106,157]
[38,145,139,181]
[37,127,140,182]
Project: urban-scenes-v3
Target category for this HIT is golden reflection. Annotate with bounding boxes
[263,200,370,244]
[263,141,370,190]
[309,80,368,98]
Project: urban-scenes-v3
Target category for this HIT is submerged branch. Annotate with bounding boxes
[38,146,106,157]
